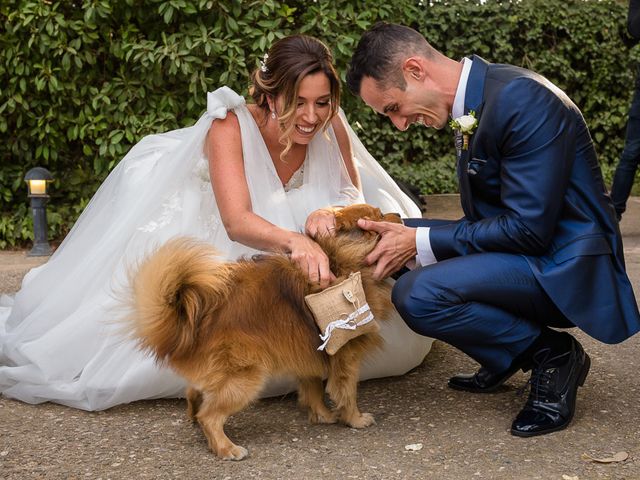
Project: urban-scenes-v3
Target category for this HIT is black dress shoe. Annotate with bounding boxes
[510,337,590,437]
[448,359,531,393]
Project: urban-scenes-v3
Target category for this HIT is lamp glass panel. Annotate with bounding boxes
[29,180,47,195]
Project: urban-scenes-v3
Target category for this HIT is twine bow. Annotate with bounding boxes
[317,287,374,351]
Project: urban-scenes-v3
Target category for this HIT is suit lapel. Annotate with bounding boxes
[464,55,489,114]
[457,55,489,220]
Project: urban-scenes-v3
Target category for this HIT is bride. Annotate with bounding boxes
[0,35,433,411]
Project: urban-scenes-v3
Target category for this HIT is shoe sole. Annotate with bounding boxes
[510,352,591,438]
[448,381,507,394]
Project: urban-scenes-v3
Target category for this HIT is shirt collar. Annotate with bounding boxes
[451,57,472,119]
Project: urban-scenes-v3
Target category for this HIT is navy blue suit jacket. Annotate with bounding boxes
[424,56,640,344]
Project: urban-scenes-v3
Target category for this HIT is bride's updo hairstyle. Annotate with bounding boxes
[250,35,340,158]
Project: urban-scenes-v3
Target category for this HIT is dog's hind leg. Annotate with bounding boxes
[326,349,376,429]
[298,377,337,424]
[196,370,266,461]
[186,386,203,422]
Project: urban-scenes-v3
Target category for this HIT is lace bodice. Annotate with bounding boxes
[283,161,305,192]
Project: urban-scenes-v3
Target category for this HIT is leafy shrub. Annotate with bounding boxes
[0,0,632,246]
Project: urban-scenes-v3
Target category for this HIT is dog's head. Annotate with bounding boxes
[312,204,403,281]
[333,204,402,240]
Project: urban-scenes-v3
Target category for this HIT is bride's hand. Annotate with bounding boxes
[287,233,335,289]
[305,208,338,238]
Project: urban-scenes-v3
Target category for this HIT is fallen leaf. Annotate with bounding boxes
[404,443,423,451]
[581,451,629,463]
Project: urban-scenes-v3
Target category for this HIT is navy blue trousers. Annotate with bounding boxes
[392,249,573,373]
[611,77,640,219]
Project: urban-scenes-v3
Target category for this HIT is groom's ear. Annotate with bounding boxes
[403,57,424,82]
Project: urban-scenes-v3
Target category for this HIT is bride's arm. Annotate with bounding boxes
[206,112,333,288]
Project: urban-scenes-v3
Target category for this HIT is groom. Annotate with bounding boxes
[346,22,640,436]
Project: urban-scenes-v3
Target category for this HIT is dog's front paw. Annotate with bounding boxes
[309,408,338,424]
[218,444,249,461]
[346,412,376,429]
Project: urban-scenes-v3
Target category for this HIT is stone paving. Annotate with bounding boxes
[1,195,639,479]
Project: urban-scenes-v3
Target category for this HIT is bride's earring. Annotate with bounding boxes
[271,111,276,120]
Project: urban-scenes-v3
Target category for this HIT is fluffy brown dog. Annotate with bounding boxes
[129,204,401,460]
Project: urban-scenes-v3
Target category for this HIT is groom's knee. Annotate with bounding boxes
[392,270,450,333]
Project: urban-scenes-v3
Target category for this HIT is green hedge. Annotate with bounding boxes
[0,0,633,247]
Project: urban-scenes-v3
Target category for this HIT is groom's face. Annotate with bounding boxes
[359,75,449,131]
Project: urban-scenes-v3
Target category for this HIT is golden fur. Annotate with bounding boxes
[129,204,401,460]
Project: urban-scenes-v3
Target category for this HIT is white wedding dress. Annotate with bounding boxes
[0,87,433,411]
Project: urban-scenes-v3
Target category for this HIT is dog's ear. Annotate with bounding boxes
[335,204,383,233]
[370,207,384,221]
[334,211,354,233]
[382,212,403,224]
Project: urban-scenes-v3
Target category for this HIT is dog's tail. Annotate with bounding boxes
[130,237,233,361]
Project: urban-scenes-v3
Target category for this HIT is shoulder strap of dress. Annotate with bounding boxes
[206,87,245,118]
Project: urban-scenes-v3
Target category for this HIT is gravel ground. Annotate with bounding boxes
[1,194,639,480]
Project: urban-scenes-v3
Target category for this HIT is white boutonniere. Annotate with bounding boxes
[449,110,478,150]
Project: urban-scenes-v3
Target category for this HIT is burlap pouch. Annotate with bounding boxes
[304,271,380,355]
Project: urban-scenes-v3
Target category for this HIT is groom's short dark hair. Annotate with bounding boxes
[346,22,434,95]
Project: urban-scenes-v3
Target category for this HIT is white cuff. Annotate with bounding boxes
[416,227,437,267]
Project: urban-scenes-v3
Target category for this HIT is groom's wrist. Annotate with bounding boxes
[416,227,437,266]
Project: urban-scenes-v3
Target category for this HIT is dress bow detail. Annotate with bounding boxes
[207,87,245,117]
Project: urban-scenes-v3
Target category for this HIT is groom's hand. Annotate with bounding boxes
[358,219,417,280]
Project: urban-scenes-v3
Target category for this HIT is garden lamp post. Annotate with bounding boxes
[24,167,53,257]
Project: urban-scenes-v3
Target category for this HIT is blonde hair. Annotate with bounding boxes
[249,35,341,160]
